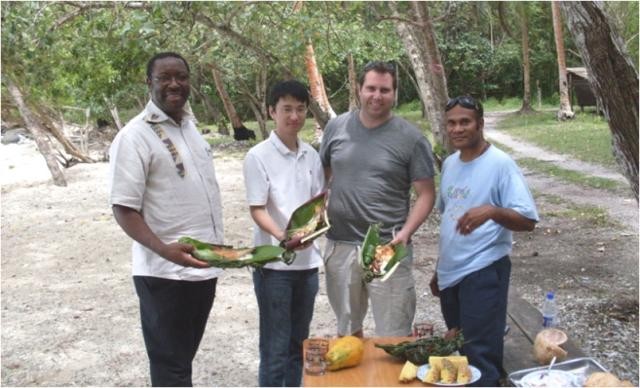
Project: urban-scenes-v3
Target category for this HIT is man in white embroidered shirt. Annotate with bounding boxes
[108,52,223,386]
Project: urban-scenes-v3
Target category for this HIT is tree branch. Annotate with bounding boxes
[37,1,150,45]
[378,15,425,29]
[497,1,516,40]
[432,2,456,23]
[194,13,279,65]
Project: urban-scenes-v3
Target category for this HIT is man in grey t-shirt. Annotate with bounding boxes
[319,61,436,337]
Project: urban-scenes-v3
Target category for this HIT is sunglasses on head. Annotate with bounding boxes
[363,61,396,73]
[445,96,483,117]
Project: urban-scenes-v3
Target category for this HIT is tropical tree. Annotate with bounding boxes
[385,1,450,160]
[498,1,534,113]
[561,1,639,200]
[551,1,574,120]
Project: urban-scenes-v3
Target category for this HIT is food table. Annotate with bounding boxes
[303,336,424,387]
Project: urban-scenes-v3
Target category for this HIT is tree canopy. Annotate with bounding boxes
[1,1,638,125]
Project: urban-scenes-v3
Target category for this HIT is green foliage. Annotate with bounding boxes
[497,111,617,168]
[396,100,422,113]
[2,1,637,132]
[604,1,639,70]
[482,97,557,111]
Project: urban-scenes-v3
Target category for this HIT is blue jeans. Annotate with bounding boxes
[253,268,319,387]
[439,256,510,387]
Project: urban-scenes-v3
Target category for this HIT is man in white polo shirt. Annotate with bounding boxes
[242,80,325,387]
[108,52,223,386]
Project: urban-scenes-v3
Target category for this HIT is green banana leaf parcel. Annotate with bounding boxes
[360,223,408,283]
[281,191,330,250]
[179,237,287,268]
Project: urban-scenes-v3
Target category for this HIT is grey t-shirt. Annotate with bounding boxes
[319,110,435,243]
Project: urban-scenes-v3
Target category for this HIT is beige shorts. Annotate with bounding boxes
[323,239,416,336]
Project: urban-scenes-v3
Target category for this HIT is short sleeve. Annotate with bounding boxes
[498,160,539,222]
[319,119,336,168]
[108,130,149,211]
[409,135,436,181]
[310,151,326,195]
[243,151,269,206]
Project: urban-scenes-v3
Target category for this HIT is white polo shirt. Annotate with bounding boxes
[108,101,224,280]
[243,131,325,270]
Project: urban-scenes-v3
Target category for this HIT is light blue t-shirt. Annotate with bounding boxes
[436,145,538,290]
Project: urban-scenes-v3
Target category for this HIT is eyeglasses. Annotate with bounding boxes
[152,73,190,85]
[281,107,308,116]
[445,96,483,117]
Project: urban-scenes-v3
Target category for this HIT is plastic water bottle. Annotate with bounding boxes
[542,291,558,328]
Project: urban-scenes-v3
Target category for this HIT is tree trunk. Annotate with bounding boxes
[6,78,67,186]
[305,43,336,119]
[390,1,451,163]
[200,88,229,136]
[551,1,575,120]
[244,95,265,137]
[210,66,244,129]
[561,1,639,200]
[191,85,213,122]
[135,96,145,110]
[414,1,450,152]
[519,4,533,113]
[256,67,269,139]
[37,109,94,163]
[103,96,123,129]
[307,99,330,130]
[347,52,359,111]
[305,41,337,143]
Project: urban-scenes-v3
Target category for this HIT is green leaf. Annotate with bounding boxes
[359,223,408,283]
[178,237,286,268]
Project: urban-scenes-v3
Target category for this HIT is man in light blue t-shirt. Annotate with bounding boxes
[431,96,538,386]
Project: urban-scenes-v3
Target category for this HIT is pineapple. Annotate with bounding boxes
[423,363,441,384]
[440,358,457,384]
[398,361,418,382]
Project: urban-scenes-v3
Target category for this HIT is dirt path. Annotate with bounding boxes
[483,111,638,232]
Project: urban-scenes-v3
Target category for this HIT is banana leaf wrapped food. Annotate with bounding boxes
[375,331,465,365]
[280,191,330,251]
[179,237,288,268]
[360,223,408,282]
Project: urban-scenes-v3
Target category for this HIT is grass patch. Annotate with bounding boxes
[496,110,616,168]
[517,158,621,191]
[536,192,615,227]
[483,97,557,112]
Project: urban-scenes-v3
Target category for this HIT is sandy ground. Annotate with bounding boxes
[1,115,638,386]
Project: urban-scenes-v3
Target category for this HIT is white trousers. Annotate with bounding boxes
[323,239,417,336]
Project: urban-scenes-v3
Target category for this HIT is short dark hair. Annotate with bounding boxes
[268,80,310,108]
[358,61,397,90]
[445,95,484,118]
[146,52,190,81]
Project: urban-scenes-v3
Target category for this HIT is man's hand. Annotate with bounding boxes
[429,273,440,297]
[456,205,494,235]
[160,242,210,268]
[444,327,459,340]
[389,229,411,246]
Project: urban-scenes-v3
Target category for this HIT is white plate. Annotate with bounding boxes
[519,370,578,387]
[416,364,481,386]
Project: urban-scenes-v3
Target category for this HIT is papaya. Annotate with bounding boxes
[325,336,364,371]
